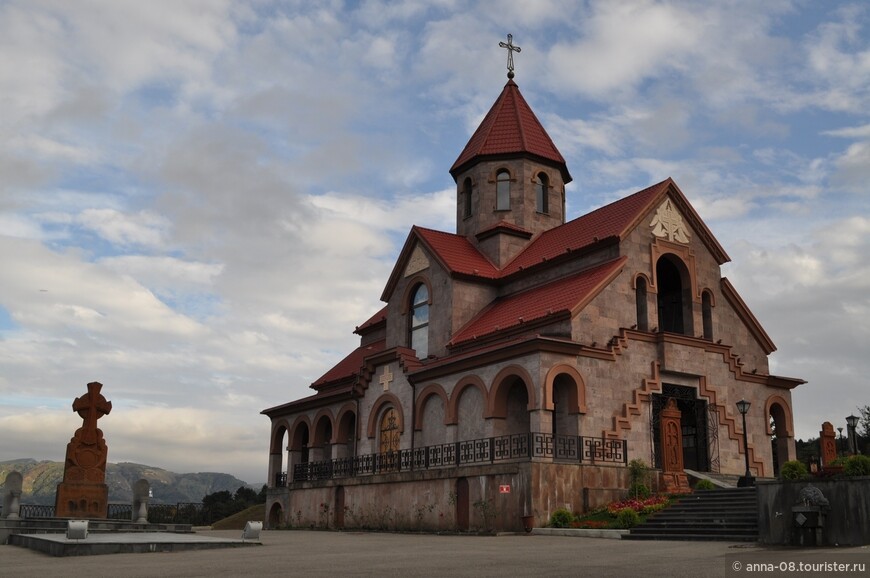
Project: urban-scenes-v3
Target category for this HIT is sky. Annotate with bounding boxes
[0,0,868,485]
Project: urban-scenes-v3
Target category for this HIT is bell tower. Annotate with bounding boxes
[449,36,572,268]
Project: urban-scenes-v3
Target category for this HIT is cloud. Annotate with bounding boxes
[76,209,171,249]
[821,123,870,139]
[829,142,870,192]
[546,1,701,100]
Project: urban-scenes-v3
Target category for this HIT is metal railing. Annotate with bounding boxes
[10,502,207,525]
[107,503,132,520]
[19,504,56,518]
[290,432,627,483]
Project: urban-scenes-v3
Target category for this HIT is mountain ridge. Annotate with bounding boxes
[0,458,251,505]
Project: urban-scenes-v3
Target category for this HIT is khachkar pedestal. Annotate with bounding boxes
[55,381,113,518]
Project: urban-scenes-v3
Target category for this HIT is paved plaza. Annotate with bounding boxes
[3,530,868,577]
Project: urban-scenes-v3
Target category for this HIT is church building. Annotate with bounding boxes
[262,53,803,532]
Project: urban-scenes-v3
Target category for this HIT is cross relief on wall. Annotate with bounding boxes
[379,366,394,392]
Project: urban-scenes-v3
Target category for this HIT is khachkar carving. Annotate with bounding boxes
[819,421,837,467]
[660,398,691,493]
[55,381,113,518]
[650,198,690,243]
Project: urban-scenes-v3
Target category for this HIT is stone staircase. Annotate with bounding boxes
[623,487,758,542]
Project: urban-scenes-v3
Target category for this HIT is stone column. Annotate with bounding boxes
[2,471,23,520]
[529,409,552,438]
[131,479,150,524]
[445,424,458,444]
[268,452,283,487]
[287,450,303,481]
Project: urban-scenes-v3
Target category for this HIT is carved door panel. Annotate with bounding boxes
[379,408,400,471]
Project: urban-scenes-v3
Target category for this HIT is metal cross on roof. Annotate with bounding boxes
[499,33,521,79]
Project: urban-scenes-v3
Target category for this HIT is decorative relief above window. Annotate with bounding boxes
[650,199,690,244]
[405,246,430,277]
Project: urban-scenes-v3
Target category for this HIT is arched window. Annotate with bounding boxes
[462,178,472,218]
[636,277,649,331]
[409,283,429,358]
[496,170,510,211]
[379,407,400,472]
[535,172,549,213]
[379,408,400,455]
[656,256,693,335]
[702,290,713,340]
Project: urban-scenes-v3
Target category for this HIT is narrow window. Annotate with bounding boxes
[463,178,472,218]
[636,277,649,331]
[535,172,549,213]
[496,170,510,211]
[410,284,429,358]
[702,291,713,340]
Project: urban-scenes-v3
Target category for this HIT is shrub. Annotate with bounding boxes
[694,479,715,491]
[780,460,808,481]
[628,459,648,485]
[549,508,575,528]
[627,481,650,499]
[615,507,640,529]
[844,455,870,477]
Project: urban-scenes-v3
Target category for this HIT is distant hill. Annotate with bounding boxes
[0,459,249,505]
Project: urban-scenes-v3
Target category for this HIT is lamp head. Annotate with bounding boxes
[736,399,751,415]
[846,414,859,428]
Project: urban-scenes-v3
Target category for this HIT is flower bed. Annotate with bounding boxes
[605,495,670,516]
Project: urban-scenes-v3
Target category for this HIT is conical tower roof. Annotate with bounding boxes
[449,79,571,183]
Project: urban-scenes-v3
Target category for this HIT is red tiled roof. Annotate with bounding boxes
[414,226,500,279]
[450,80,570,183]
[311,339,386,389]
[354,306,387,335]
[450,257,627,345]
[500,179,671,277]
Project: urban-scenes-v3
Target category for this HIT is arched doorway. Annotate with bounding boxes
[768,402,791,476]
[268,502,283,529]
[270,425,288,487]
[336,410,356,459]
[551,374,580,439]
[313,415,333,462]
[290,421,310,481]
[504,380,530,437]
[652,385,709,471]
[656,256,693,335]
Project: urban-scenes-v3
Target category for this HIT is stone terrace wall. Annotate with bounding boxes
[758,477,870,546]
[266,461,635,533]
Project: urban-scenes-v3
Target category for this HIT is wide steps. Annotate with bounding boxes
[623,486,758,542]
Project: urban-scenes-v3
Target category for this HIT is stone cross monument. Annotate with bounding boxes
[819,421,837,467]
[55,381,113,518]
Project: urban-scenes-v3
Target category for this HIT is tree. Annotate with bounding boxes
[858,405,870,439]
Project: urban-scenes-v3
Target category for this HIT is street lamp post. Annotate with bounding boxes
[737,399,755,487]
[837,427,844,456]
[846,415,860,455]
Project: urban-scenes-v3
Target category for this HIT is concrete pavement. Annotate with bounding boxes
[3,529,868,577]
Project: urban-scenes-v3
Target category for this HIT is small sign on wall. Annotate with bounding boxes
[499,484,511,494]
